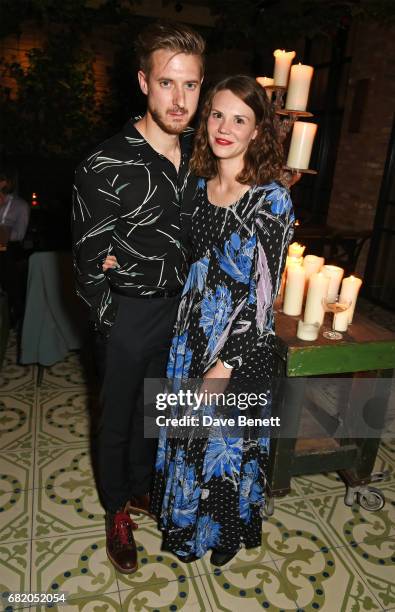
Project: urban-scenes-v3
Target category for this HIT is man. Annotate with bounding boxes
[72,22,204,574]
[0,165,30,327]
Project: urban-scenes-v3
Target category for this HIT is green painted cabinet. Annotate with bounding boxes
[266,311,395,512]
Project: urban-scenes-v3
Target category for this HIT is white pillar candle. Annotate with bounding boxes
[285,63,314,111]
[333,275,363,328]
[333,308,349,332]
[283,263,305,316]
[288,242,306,258]
[304,271,329,325]
[273,49,296,87]
[278,254,302,303]
[322,265,344,302]
[303,254,324,280]
[297,320,319,341]
[256,76,274,99]
[286,255,303,267]
[287,122,317,170]
[256,76,274,87]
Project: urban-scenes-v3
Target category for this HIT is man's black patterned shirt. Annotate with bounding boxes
[72,119,197,334]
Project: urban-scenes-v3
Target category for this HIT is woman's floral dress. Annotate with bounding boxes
[150,179,294,558]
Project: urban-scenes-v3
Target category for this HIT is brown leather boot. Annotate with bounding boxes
[125,494,156,520]
[105,510,138,574]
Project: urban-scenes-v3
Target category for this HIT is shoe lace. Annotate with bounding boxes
[111,512,138,546]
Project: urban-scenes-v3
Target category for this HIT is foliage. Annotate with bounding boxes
[0,29,104,157]
[0,1,146,157]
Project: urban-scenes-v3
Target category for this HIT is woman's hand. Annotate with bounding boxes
[204,360,232,380]
[200,359,232,397]
[102,255,118,272]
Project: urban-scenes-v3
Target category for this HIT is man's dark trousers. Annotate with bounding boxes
[95,292,179,513]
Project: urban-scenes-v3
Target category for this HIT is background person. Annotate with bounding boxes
[0,164,30,328]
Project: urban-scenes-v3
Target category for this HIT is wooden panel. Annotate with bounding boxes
[287,341,395,376]
[292,445,357,475]
[295,437,339,453]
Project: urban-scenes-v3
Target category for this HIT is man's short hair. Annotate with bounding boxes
[0,164,17,194]
[135,21,205,75]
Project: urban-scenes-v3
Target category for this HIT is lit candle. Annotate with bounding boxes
[333,275,363,330]
[303,254,324,280]
[256,76,274,99]
[256,76,274,87]
[273,49,296,87]
[283,263,305,316]
[297,320,319,341]
[304,271,329,325]
[285,63,314,111]
[287,122,317,170]
[278,251,304,304]
[322,265,344,302]
[288,242,306,258]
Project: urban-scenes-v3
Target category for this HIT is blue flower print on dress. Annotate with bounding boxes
[200,285,233,356]
[214,233,256,284]
[266,183,294,219]
[166,331,193,379]
[239,459,263,523]
[155,427,166,472]
[182,256,209,295]
[248,277,256,305]
[203,436,243,483]
[194,514,222,557]
[258,437,270,453]
[172,466,201,527]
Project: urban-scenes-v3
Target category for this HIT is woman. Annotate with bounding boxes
[104,75,294,566]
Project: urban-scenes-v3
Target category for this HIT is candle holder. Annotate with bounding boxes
[269,93,314,143]
[276,109,313,118]
[259,58,318,173]
[265,85,286,110]
[284,165,317,175]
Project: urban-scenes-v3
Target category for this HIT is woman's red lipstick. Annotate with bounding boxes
[215,137,233,145]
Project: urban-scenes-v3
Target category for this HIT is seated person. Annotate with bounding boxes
[0,164,30,327]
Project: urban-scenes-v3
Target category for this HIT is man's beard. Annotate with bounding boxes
[149,105,189,135]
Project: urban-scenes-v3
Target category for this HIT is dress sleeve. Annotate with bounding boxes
[218,184,294,369]
[71,161,118,333]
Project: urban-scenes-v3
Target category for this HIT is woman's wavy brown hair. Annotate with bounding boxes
[190,75,283,185]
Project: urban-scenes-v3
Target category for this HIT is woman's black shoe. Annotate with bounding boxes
[175,553,198,563]
[210,549,238,566]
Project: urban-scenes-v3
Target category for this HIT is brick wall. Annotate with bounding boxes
[327,21,395,235]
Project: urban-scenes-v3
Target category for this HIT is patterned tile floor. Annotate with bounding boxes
[0,331,394,612]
